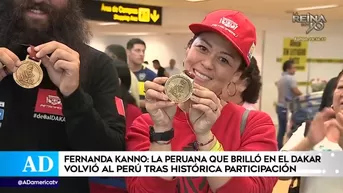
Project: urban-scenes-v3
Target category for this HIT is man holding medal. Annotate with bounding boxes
[0,0,125,193]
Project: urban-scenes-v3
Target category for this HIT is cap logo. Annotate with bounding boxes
[219,17,238,30]
[247,43,256,62]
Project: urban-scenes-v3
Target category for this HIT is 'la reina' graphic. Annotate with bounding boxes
[22,156,54,173]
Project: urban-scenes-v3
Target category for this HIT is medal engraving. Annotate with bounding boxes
[13,56,43,89]
[165,74,193,103]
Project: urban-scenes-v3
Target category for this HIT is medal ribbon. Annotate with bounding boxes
[183,70,195,79]
[29,45,39,62]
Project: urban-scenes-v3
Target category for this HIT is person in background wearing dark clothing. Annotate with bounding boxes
[104,45,143,131]
[105,44,140,106]
[319,76,338,111]
[115,62,143,126]
[152,59,169,77]
[0,1,125,193]
[90,60,142,193]
[126,38,156,111]
[105,44,127,62]
[276,59,302,150]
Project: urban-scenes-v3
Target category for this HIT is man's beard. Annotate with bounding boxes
[0,0,91,55]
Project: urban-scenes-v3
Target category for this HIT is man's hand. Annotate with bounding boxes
[0,48,21,81]
[28,41,80,97]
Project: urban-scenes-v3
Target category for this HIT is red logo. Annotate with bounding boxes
[35,89,63,116]
[115,97,125,117]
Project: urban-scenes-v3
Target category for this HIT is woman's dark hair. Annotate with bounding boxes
[337,69,343,81]
[114,59,137,106]
[106,44,127,63]
[152,59,161,66]
[186,35,247,72]
[240,56,262,103]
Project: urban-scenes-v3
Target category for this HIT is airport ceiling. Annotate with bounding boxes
[104,0,342,20]
[87,0,342,35]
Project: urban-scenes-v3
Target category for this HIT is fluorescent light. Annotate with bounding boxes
[98,22,120,26]
[295,4,339,11]
[186,0,207,2]
[125,32,153,36]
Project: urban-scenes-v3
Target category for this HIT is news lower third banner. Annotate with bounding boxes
[0,151,342,177]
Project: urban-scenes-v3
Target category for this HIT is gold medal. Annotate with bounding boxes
[164,70,194,103]
[13,55,43,89]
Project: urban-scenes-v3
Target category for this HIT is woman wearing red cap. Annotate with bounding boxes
[126,10,278,193]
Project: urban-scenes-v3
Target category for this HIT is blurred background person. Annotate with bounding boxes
[276,59,302,150]
[222,56,262,110]
[115,61,143,126]
[280,69,343,193]
[165,59,181,76]
[319,76,338,111]
[105,44,140,106]
[89,60,142,193]
[152,59,169,77]
[126,38,156,112]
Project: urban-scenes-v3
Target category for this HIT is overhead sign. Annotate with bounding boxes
[281,37,308,71]
[82,1,162,25]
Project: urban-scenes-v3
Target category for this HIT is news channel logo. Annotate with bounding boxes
[292,12,327,42]
[22,155,54,173]
[0,152,58,177]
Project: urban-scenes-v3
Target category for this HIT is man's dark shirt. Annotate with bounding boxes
[157,67,166,77]
[0,45,125,193]
[319,77,338,111]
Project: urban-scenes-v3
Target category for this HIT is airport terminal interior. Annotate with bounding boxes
[89,0,343,125]
[87,0,343,192]
[1,0,343,192]
[87,0,343,191]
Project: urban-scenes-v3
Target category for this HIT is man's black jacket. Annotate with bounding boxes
[0,44,126,193]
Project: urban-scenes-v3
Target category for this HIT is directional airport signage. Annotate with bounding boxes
[82,1,163,26]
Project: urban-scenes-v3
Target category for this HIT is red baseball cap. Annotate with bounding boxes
[189,10,256,66]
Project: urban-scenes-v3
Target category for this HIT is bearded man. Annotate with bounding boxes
[0,0,125,192]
